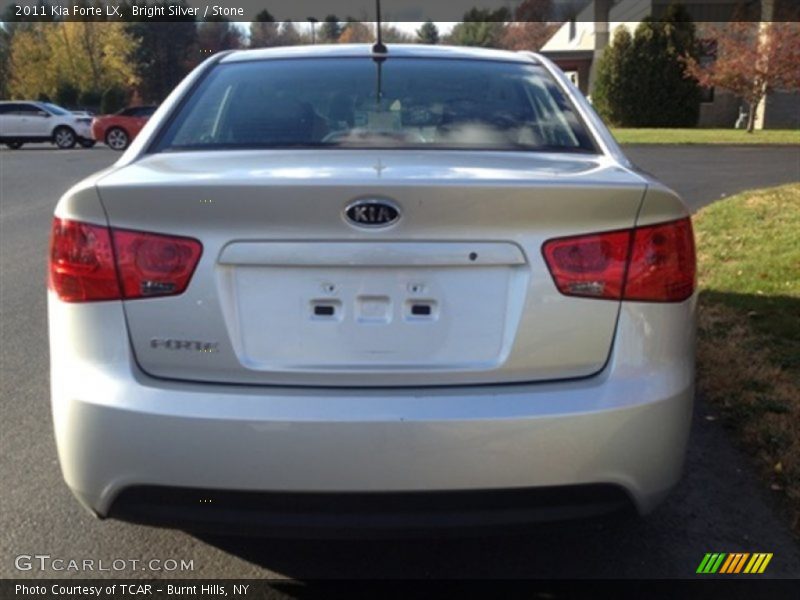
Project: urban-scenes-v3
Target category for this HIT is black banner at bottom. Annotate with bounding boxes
[3,579,800,600]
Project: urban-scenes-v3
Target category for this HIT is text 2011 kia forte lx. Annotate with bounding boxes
[48,44,696,536]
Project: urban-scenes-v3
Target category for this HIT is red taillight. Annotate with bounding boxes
[542,230,631,300]
[625,218,696,302]
[542,217,695,303]
[48,218,202,302]
[112,229,202,299]
[49,218,120,302]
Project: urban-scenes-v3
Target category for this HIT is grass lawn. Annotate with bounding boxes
[693,183,800,535]
[612,128,800,145]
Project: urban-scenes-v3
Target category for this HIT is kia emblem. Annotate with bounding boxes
[344,198,401,228]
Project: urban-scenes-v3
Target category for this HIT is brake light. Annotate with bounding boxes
[49,218,120,302]
[112,229,203,299]
[542,217,695,302]
[541,230,630,300]
[49,218,202,302]
[625,218,696,301]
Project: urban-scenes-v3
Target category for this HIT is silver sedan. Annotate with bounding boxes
[48,44,696,536]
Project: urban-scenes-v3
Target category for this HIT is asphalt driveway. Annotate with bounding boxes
[625,144,800,212]
[0,144,798,579]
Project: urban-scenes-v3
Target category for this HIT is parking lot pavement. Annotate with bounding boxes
[625,145,800,212]
[1,146,799,579]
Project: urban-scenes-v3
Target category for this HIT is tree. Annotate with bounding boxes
[78,89,102,109]
[593,26,635,125]
[101,85,128,114]
[514,0,554,21]
[500,22,559,51]
[7,24,51,99]
[124,2,198,103]
[339,21,374,44]
[448,8,510,48]
[320,15,342,43]
[55,81,80,107]
[591,5,701,127]
[0,3,38,98]
[8,22,139,103]
[628,6,701,127]
[250,10,280,48]
[197,17,244,55]
[684,21,800,132]
[277,21,302,46]
[416,21,439,44]
[499,0,559,51]
[0,24,12,98]
[380,25,412,43]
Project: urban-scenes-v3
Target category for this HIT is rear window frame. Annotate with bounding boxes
[146,55,601,156]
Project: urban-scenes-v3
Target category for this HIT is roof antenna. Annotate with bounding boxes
[372,0,387,106]
[372,0,387,55]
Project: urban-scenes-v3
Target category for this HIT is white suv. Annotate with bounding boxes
[0,101,93,149]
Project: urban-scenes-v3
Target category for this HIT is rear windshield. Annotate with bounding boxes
[154,57,597,153]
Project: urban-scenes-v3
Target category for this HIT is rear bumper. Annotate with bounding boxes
[107,484,633,538]
[49,294,695,531]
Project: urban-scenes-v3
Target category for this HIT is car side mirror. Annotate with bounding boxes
[37,111,50,118]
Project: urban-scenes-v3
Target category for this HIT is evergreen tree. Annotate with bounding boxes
[592,5,700,127]
[125,1,198,103]
[197,17,244,55]
[381,25,412,43]
[320,15,342,43]
[278,21,302,46]
[593,26,635,125]
[416,21,439,44]
[448,8,510,48]
[250,10,279,48]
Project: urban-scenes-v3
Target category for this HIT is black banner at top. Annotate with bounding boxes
[1,0,798,23]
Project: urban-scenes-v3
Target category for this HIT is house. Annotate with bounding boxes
[540,0,799,129]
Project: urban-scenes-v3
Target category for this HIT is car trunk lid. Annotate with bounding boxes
[96,149,646,386]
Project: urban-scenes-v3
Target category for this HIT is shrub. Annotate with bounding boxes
[593,27,634,125]
[78,89,102,111]
[55,82,79,108]
[592,4,701,127]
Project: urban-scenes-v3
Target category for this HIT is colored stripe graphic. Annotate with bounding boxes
[744,553,774,574]
[697,553,727,574]
[745,554,761,573]
[719,553,749,573]
[758,554,773,573]
[733,553,750,573]
[710,553,726,573]
[719,554,736,574]
[696,553,713,574]
[698,552,772,575]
